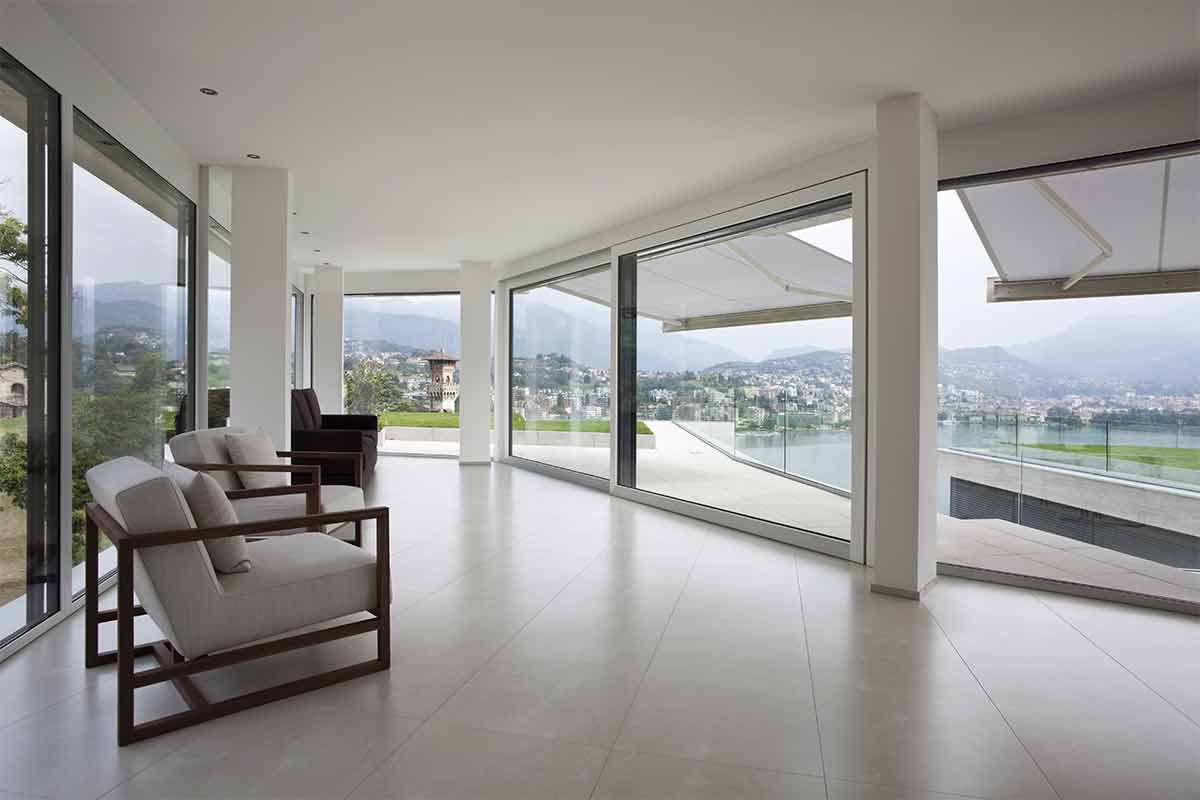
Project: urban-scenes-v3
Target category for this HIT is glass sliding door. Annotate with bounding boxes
[206,219,231,426]
[617,190,860,543]
[290,286,303,389]
[937,150,1200,608]
[71,109,194,592]
[343,293,460,455]
[0,48,61,642]
[510,265,612,478]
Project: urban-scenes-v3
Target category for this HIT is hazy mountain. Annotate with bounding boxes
[1008,310,1200,392]
[705,349,850,375]
[938,346,1060,398]
[510,301,744,371]
[764,344,849,360]
[344,309,460,354]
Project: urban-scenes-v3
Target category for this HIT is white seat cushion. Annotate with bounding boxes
[208,533,377,655]
[230,484,365,539]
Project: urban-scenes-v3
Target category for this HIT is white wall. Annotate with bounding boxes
[312,266,345,413]
[870,94,939,596]
[344,269,460,295]
[940,80,1199,181]
[0,2,197,200]
[458,261,492,464]
[230,166,292,446]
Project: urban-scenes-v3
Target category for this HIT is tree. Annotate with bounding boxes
[0,213,30,362]
[344,358,404,416]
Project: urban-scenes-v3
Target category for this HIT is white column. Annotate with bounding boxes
[312,265,345,413]
[230,166,292,447]
[870,93,939,599]
[459,260,492,465]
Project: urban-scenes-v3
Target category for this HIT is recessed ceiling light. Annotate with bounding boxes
[246,153,261,159]
[199,87,218,96]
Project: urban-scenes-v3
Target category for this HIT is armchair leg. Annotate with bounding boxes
[354,521,362,548]
[376,512,390,668]
[117,544,135,746]
[85,515,99,668]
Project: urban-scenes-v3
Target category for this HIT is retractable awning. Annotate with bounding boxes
[548,214,855,331]
[959,153,1200,301]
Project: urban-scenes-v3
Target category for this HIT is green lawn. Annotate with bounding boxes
[377,412,463,429]
[1022,442,1200,471]
[376,411,651,435]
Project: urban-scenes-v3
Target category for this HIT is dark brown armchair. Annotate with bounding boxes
[291,388,378,483]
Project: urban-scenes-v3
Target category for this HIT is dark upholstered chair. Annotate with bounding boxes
[291,388,378,483]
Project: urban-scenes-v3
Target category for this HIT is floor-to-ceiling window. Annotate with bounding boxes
[616,187,862,545]
[290,286,303,389]
[71,110,194,592]
[343,293,461,456]
[206,219,231,426]
[937,149,1200,608]
[510,265,611,478]
[0,48,60,643]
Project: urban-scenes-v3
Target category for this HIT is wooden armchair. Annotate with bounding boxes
[168,426,367,546]
[84,457,390,745]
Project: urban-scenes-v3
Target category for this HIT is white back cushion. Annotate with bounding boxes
[224,430,288,490]
[167,426,254,491]
[86,457,223,657]
[163,463,252,574]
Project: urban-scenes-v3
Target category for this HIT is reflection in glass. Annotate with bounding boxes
[206,219,231,426]
[623,199,856,540]
[510,266,612,478]
[71,110,194,591]
[0,48,61,640]
[936,154,1200,605]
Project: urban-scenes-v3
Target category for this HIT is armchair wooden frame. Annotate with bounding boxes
[178,451,366,546]
[84,485,391,746]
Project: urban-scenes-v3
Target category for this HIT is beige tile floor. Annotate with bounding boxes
[512,421,1200,605]
[0,457,1197,799]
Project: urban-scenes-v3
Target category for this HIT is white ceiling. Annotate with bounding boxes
[40,0,1200,273]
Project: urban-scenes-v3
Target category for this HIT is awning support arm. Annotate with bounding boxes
[721,242,850,302]
[1031,178,1114,290]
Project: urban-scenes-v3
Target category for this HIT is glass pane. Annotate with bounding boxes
[0,48,60,641]
[342,293,461,456]
[624,198,855,540]
[511,266,612,478]
[937,158,1200,606]
[290,289,302,389]
[207,219,230,426]
[71,110,193,593]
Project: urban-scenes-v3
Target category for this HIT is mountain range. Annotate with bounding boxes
[73,283,1200,394]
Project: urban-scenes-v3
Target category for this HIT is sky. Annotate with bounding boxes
[4,105,1196,364]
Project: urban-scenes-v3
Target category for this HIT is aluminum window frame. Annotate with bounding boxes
[501,261,613,486]
[610,171,868,563]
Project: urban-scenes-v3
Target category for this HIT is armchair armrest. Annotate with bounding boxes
[320,413,378,432]
[172,462,322,530]
[86,501,388,548]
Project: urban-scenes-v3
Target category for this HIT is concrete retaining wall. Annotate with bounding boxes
[940,449,1200,538]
